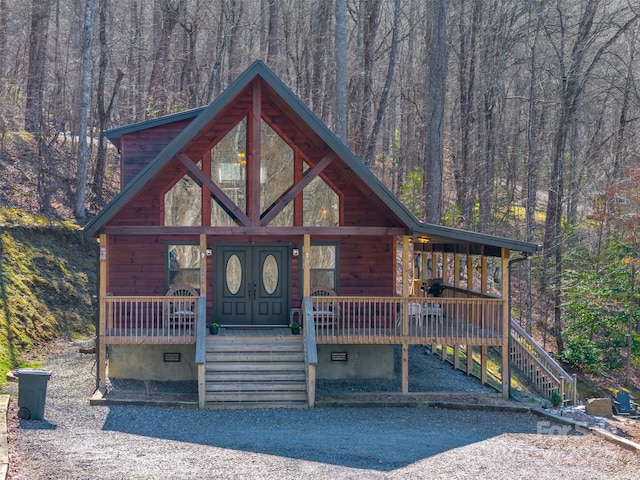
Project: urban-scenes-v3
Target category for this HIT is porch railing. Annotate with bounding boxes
[309,296,505,346]
[101,295,201,344]
[510,321,577,405]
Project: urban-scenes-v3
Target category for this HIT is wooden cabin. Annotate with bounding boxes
[85,61,538,408]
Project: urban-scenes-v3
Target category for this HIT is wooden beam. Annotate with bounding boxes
[260,153,336,226]
[303,234,311,297]
[481,246,488,294]
[453,253,460,289]
[178,153,251,226]
[442,252,449,284]
[481,345,488,385]
[98,234,108,388]
[454,345,460,370]
[248,79,261,226]
[201,151,211,226]
[466,345,474,376]
[402,236,411,337]
[501,248,510,399]
[402,343,409,394]
[199,234,207,296]
[467,247,474,291]
[103,225,407,236]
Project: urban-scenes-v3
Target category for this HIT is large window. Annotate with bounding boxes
[309,244,338,290]
[164,175,201,226]
[166,243,201,291]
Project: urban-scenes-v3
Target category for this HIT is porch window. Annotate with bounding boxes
[310,244,338,290]
[166,243,201,291]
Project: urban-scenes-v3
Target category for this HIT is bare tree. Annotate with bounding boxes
[74,0,96,220]
[424,0,447,224]
[334,0,348,142]
[24,0,52,133]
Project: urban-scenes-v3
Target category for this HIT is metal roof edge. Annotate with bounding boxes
[105,107,207,139]
[413,222,539,253]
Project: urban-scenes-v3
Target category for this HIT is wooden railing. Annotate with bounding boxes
[101,295,202,344]
[309,296,505,346]
[510,321,577,405]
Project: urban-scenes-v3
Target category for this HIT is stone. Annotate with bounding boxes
[585,397,613,418]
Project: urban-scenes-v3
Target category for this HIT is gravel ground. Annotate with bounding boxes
[5,339,640,480]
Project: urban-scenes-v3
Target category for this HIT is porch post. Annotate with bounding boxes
[441,252,449,284]
[198,234,207,409]
[401,236,411,394]
[98,234,107,388]
[467,246,474,291]
[303,234,311,297]
[481,247,488,294]
[501,248,511,399]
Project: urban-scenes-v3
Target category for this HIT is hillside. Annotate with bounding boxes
[0,208,97,380]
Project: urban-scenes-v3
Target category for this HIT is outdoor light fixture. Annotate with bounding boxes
[418,236,430,244]
[292,248,300,256]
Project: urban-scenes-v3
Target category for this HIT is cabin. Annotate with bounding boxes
[85,61,543,409]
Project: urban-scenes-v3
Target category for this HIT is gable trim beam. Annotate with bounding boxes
[260,153,336,226]
[178,153,251,226]
[102,225,407,236]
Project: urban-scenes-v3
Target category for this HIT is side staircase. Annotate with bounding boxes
[204,333,308,408]
[510,321,577,405]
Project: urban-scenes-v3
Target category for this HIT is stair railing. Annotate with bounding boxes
[510,320,577,405]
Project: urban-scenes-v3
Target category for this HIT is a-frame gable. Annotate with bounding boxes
[85,61,538,255]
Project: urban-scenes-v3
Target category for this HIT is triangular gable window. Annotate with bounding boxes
[210,117,247,215]
[164,174,201,226]
[261,120,293,226]
[303,168,339,227]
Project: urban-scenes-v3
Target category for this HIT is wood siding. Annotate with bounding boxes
[120,119,194,186]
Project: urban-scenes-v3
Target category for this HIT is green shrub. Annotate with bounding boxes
[558,336,601,374]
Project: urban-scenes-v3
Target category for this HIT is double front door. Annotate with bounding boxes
[214,244,290,326]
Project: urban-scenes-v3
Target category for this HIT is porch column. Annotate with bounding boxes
[98,234,107,388]
[303,234,311,297]
[467,247,474,291]
[501,248,510,399]
[401,235,411,394]
[198,234,207,409]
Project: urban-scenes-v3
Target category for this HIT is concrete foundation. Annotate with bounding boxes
[316,344,394,379]
[108,344,197,381]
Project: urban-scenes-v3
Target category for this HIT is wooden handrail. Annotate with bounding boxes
[510,320,577,405]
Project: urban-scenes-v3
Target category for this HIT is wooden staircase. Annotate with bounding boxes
[204,333,308,408]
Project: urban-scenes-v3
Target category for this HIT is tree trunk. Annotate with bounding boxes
[74,0,96,221]
[25,0,52,133]
[424,0,447,224]
[364,0,401,167]
[334,0,347,142]
[92,0,124,207]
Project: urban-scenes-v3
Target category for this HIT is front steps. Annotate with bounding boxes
[204,333,307,408]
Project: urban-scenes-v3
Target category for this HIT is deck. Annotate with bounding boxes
[100,295,504,347]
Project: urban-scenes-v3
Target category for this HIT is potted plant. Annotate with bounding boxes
[289,322,302,335]
[208,323,220,335]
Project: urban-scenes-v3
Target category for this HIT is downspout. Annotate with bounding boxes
[507,253,530,398]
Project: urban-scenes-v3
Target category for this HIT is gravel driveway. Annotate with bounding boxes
[6,340,639,479]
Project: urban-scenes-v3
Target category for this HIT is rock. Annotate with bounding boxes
[585,398,613,418]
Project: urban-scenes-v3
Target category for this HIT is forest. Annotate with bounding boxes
[1,0,640,384]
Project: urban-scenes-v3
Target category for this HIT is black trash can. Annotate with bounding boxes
[14,368,52,420]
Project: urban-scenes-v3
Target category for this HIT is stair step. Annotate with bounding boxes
[206,352,305,362]
[205,382,306,392]
[205,372,306,382]
[204,334,307,408]
[206,392,308,403]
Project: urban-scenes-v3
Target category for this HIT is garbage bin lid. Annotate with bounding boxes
[14,368,52,378]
